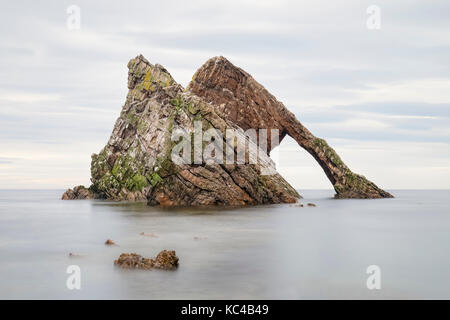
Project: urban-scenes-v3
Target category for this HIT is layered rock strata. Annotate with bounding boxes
[188,57,392,199]
[62,55,392,203]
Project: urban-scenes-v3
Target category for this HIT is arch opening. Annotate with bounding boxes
[272,135,334,193]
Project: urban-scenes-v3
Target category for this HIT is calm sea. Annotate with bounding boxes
[0,189,449,299]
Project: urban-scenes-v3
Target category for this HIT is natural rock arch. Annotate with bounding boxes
[62,55,392,202]
[187,56,392,199]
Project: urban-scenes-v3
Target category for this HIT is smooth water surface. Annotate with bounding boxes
[0,189,449,299]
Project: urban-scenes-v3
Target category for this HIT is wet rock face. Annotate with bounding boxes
[188,56,393,199]
[61,185,93,200]
[114,250,179,270]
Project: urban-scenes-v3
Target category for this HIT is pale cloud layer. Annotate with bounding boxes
[0,0,449,189]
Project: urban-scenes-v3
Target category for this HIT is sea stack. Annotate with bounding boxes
[63,55,299,205]
[62,55,392,203]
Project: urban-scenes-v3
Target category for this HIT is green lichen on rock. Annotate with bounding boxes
[137,119,149,134]
[127,174,149,191]
[126,110,140,127]
[170,96,185,112]
[154,154,178,178]
[149,172,163,187]
[135,70,157,92]
[311,138,392,198]
[186,56,393,199]
[128,55,175,93]
[333,170,392,199]
[63,54,303,204]
[313,138,345,169]
[170,95,195,115]
[90,142,152,199]
[93,172,121,197]
[90,148,110,181]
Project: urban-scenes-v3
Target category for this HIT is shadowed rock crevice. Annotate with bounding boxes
[187,56,393,199]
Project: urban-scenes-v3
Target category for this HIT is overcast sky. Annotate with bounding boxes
[0,0,449,190]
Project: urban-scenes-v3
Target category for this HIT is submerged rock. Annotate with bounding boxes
[114,250,179,270]
[140,232,158,238]
[292,203,304,207]
[153,250,179,270]
[193,236,208,240]
[114,253,154,269]
[188,57,393,199]
[68,252,83,258]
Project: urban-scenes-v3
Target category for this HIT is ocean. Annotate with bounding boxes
[0,189,449,299]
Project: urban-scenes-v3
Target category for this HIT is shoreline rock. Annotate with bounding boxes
[140,232,158,238]
[61,185,93,200]
[114,250,179,270]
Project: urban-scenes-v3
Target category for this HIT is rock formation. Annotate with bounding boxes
[62,55,299,205]
[61,185,92,200]
[114,250,179,270]
[188,57,393,199]
[62,54,392,203]
[105,239,116,245]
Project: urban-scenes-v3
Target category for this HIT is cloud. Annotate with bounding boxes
[0,92,61,103]
[0,157,20,165]
[347,79,450,105]
[275,137,450,189]
[0,0,449,188]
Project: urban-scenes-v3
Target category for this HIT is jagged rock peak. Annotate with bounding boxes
[127,54,176,90]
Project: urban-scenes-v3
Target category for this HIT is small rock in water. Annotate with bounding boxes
[193,236,208,240]
[114,250,178,270]
[153,250,179,270]
[307,203,316,207]
[105,239,116,245]
[114,253,154,269]
[140,232,158,238]
[290,203,303,207]
[68,252,82,257]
